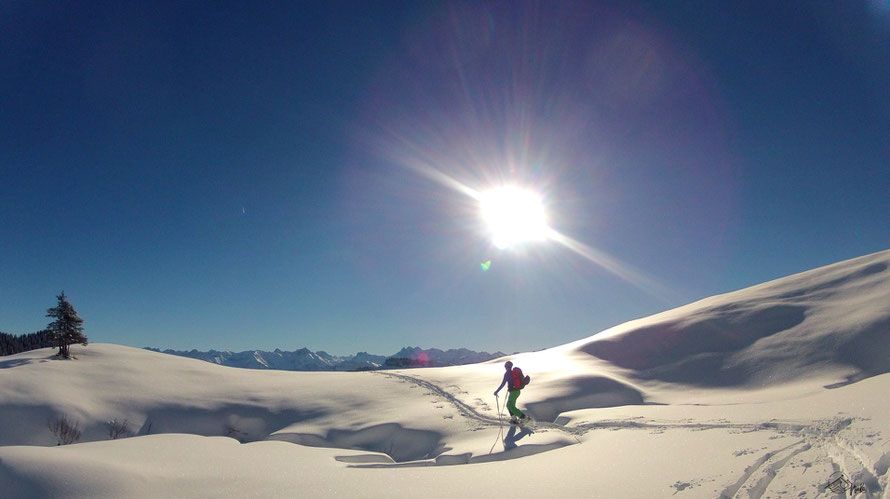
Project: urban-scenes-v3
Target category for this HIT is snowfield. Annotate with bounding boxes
[1,250,888,498]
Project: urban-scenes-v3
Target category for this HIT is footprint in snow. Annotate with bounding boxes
[671,481,692,495]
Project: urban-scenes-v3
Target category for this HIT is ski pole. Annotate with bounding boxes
[489,393,505,454]
[495,394,503,426]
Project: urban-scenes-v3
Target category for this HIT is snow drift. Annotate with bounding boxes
[573,251,889,388]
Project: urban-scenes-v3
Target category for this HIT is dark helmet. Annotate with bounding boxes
[504,361,513,370]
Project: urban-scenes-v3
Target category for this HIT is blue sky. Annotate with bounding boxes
[2,1,887,355]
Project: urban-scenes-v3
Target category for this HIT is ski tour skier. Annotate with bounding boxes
[494,360,530,425]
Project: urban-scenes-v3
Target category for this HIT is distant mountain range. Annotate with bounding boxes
[144,346,507,371]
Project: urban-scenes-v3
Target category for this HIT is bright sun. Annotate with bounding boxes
[479,186,549,249]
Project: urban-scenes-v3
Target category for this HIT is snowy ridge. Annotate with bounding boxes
[568,249,890,388]
[0,250,888,497]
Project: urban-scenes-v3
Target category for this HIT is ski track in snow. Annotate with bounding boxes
[377,372,888,496]
[377,371,584,438]
[717,441,811,499]
[714,417,888,499]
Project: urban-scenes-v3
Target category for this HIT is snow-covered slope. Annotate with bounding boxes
[1,250,888,498]
[573,249,890,388]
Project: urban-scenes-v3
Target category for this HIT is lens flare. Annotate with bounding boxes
[355,2,710,304]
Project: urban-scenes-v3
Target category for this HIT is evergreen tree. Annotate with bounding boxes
[46,292,87,359]
[0,330,55,356]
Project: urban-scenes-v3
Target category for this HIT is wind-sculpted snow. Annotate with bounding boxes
[523,375,644,422]
[136,404,328,443]
[573,250,890,388]
[580,304,807,383]
[0,345,373,447]
[270,423,447,462]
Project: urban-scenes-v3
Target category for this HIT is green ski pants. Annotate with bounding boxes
[506,389,525,418]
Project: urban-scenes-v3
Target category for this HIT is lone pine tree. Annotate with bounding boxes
[46,292,87,359]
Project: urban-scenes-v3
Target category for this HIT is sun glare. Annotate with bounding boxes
[479,186,549,249]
